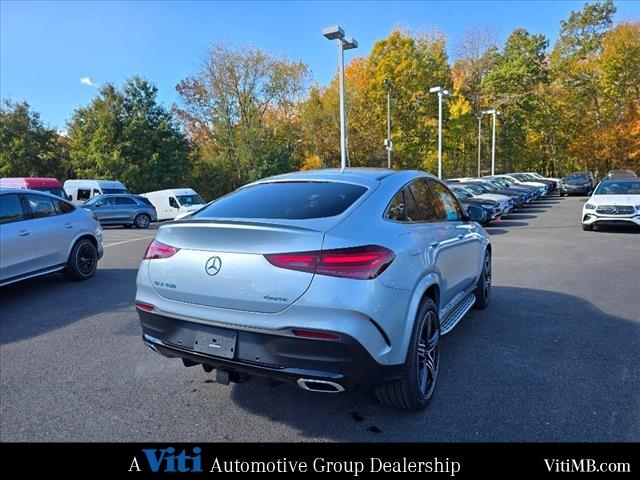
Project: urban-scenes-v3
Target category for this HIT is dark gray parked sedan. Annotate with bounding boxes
[83,194,157,228]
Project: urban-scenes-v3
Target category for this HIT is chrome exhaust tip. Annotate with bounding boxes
[296,378,345,393]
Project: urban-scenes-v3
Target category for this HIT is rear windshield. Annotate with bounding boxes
[194,181,367,220]
[33,187,67,198]
[594,181,640,195]
[102,188,128,194]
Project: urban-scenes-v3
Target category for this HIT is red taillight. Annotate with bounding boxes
[136,302,155,312]
[264,245,394,280]
[143,240,180,260]
[292,329,341,341]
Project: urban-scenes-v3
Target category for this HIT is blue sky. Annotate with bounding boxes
[1,0,638,129]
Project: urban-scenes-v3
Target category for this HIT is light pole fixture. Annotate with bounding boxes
[477,114,483,178]
[383,79,392,169]
[429,86,451,179]
[482,109,501,176]
[323,25,358,171]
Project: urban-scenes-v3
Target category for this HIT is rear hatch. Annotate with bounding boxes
[148,221,324,313]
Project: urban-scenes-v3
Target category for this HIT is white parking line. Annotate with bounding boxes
[104,235,155,248]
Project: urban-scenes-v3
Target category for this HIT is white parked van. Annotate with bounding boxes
[64,179,128,204]
[141,188,205,221]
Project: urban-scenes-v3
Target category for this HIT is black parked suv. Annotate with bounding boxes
[562,172,595,196]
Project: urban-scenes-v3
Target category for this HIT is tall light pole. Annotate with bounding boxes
[429,86,451,179]
[477,115,482,177]
[383,79,392,168]
[323,26,358,171]
[482,109,501,175]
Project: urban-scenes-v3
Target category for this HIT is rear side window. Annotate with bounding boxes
[409,179,443,222]
[54,199,75,214]
[115,197,136,205]
[77,189,91,201]
[25,194,57,218]
[385,191,405,221]
[194,182,367,220]
[138,197,153,206]
[429,181,463,221]
[0,194,26,224]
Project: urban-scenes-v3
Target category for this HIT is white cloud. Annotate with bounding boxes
[80,76,98,87]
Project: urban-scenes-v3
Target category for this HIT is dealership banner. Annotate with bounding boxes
[0,443,635,476]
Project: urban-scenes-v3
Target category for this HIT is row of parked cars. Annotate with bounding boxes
[443,172,561,225]
[0,177,207,229]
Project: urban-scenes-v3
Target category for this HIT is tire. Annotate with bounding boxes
[374,298,440,411]
[134,214,151,229]
[472,250,491,309]
[63,238,98,281]
[582,224,593,231]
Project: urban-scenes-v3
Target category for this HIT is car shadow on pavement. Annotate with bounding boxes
[227,286,640,442]
[491,220,529,228]
[0,268,138,345]
[591,225,640,235]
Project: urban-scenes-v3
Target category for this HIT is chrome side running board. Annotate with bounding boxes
[440,294,475,335]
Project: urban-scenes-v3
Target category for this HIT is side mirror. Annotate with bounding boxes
[67,194,72,201]
[466,205,486,224]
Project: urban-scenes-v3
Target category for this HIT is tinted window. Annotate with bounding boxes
[405,188,421,222]
[77,189,91,200]
[385,190,405,221]
[595,181,640,195]
[176,194,204,206]
[115,196,136,205]
[34,187,67,198]
[100,197,117,206]
[566,173,588,181]
[138,197,153,206]
[408,179,442,222]
[194,182,367,220]
[430,181,463,221]
[54,199,75,214]
[169,197,179,209]
[25,194,57,218]
[0,194,25,224]
[102,188,128,194]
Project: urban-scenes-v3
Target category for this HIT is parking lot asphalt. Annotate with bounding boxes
[1,195,639,442]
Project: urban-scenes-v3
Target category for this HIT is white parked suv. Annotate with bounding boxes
[582,178,640,231]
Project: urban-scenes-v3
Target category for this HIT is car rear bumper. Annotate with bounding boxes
[138,309,402,391]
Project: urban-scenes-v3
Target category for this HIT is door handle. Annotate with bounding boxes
[64,223,73,229]
[429,241,439,248]
[19,230,31,236]
[456,233,465,239]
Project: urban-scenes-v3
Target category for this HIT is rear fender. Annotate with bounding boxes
[399,272,439,364]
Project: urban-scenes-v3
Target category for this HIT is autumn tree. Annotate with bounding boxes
[175,42,309,197]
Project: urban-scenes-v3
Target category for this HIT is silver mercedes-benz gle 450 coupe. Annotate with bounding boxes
[135,169,492,410]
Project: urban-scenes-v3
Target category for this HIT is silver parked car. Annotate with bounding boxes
[136,169,491,410]
[83,194,157,229]
[0,189,103,286]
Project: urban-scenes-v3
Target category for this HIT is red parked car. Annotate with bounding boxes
[0,177,68,199]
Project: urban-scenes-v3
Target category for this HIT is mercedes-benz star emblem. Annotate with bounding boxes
[205,256,222,276]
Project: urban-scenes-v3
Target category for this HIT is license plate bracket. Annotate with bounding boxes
[193,328,237,359]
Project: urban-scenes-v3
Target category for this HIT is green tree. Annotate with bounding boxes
[0,100,69,178]
[483,28,550,172]
[67,76,190,193]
